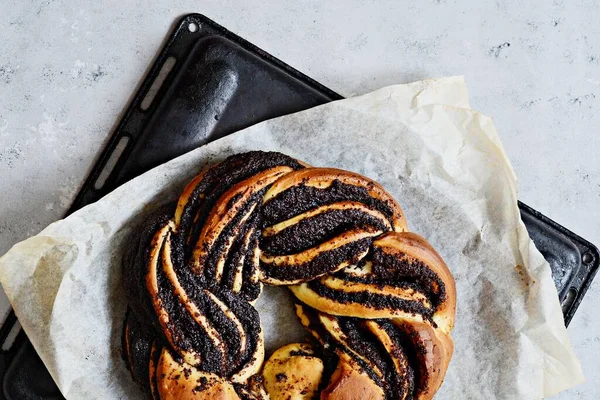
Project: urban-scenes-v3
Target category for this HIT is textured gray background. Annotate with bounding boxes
[0,1,598,398]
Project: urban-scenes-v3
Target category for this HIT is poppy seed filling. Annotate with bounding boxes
[122,151,456,400]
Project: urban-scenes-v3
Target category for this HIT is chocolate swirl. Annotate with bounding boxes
[175,151,306,302]
[292,294,454,400]
[122,151,456,400]
[259,168,406,285]
[290,232,456,333]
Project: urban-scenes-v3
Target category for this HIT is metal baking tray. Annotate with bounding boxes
[0,13,597,400]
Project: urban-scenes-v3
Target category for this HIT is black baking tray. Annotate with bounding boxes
[1,13,597,400]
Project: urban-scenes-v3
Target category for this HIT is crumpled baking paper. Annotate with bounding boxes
[0,76,584,399]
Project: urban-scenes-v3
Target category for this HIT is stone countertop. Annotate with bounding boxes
[0,1,598,398]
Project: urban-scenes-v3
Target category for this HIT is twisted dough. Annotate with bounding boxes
[122,151,456,400]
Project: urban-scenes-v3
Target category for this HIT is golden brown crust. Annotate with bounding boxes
[259,227,381,285]
[290,231,456,339]
[321,361,385,400]
[263,167,407,232]
[375,232,457,333]
[190,166,294,275]
[290,282,431,321]
[122,151,456,400]
[258,167,408,286]
[390,320,454,400]
[174,169,208,228]
[262,343,324,399]
[148,342,160,400]
[156,349,240,400]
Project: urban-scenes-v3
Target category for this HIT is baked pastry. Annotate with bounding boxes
[122,151,456,399]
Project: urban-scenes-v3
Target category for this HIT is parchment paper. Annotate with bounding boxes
[0,77,584,399]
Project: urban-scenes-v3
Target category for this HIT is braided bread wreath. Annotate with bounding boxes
[122,151,456,400]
